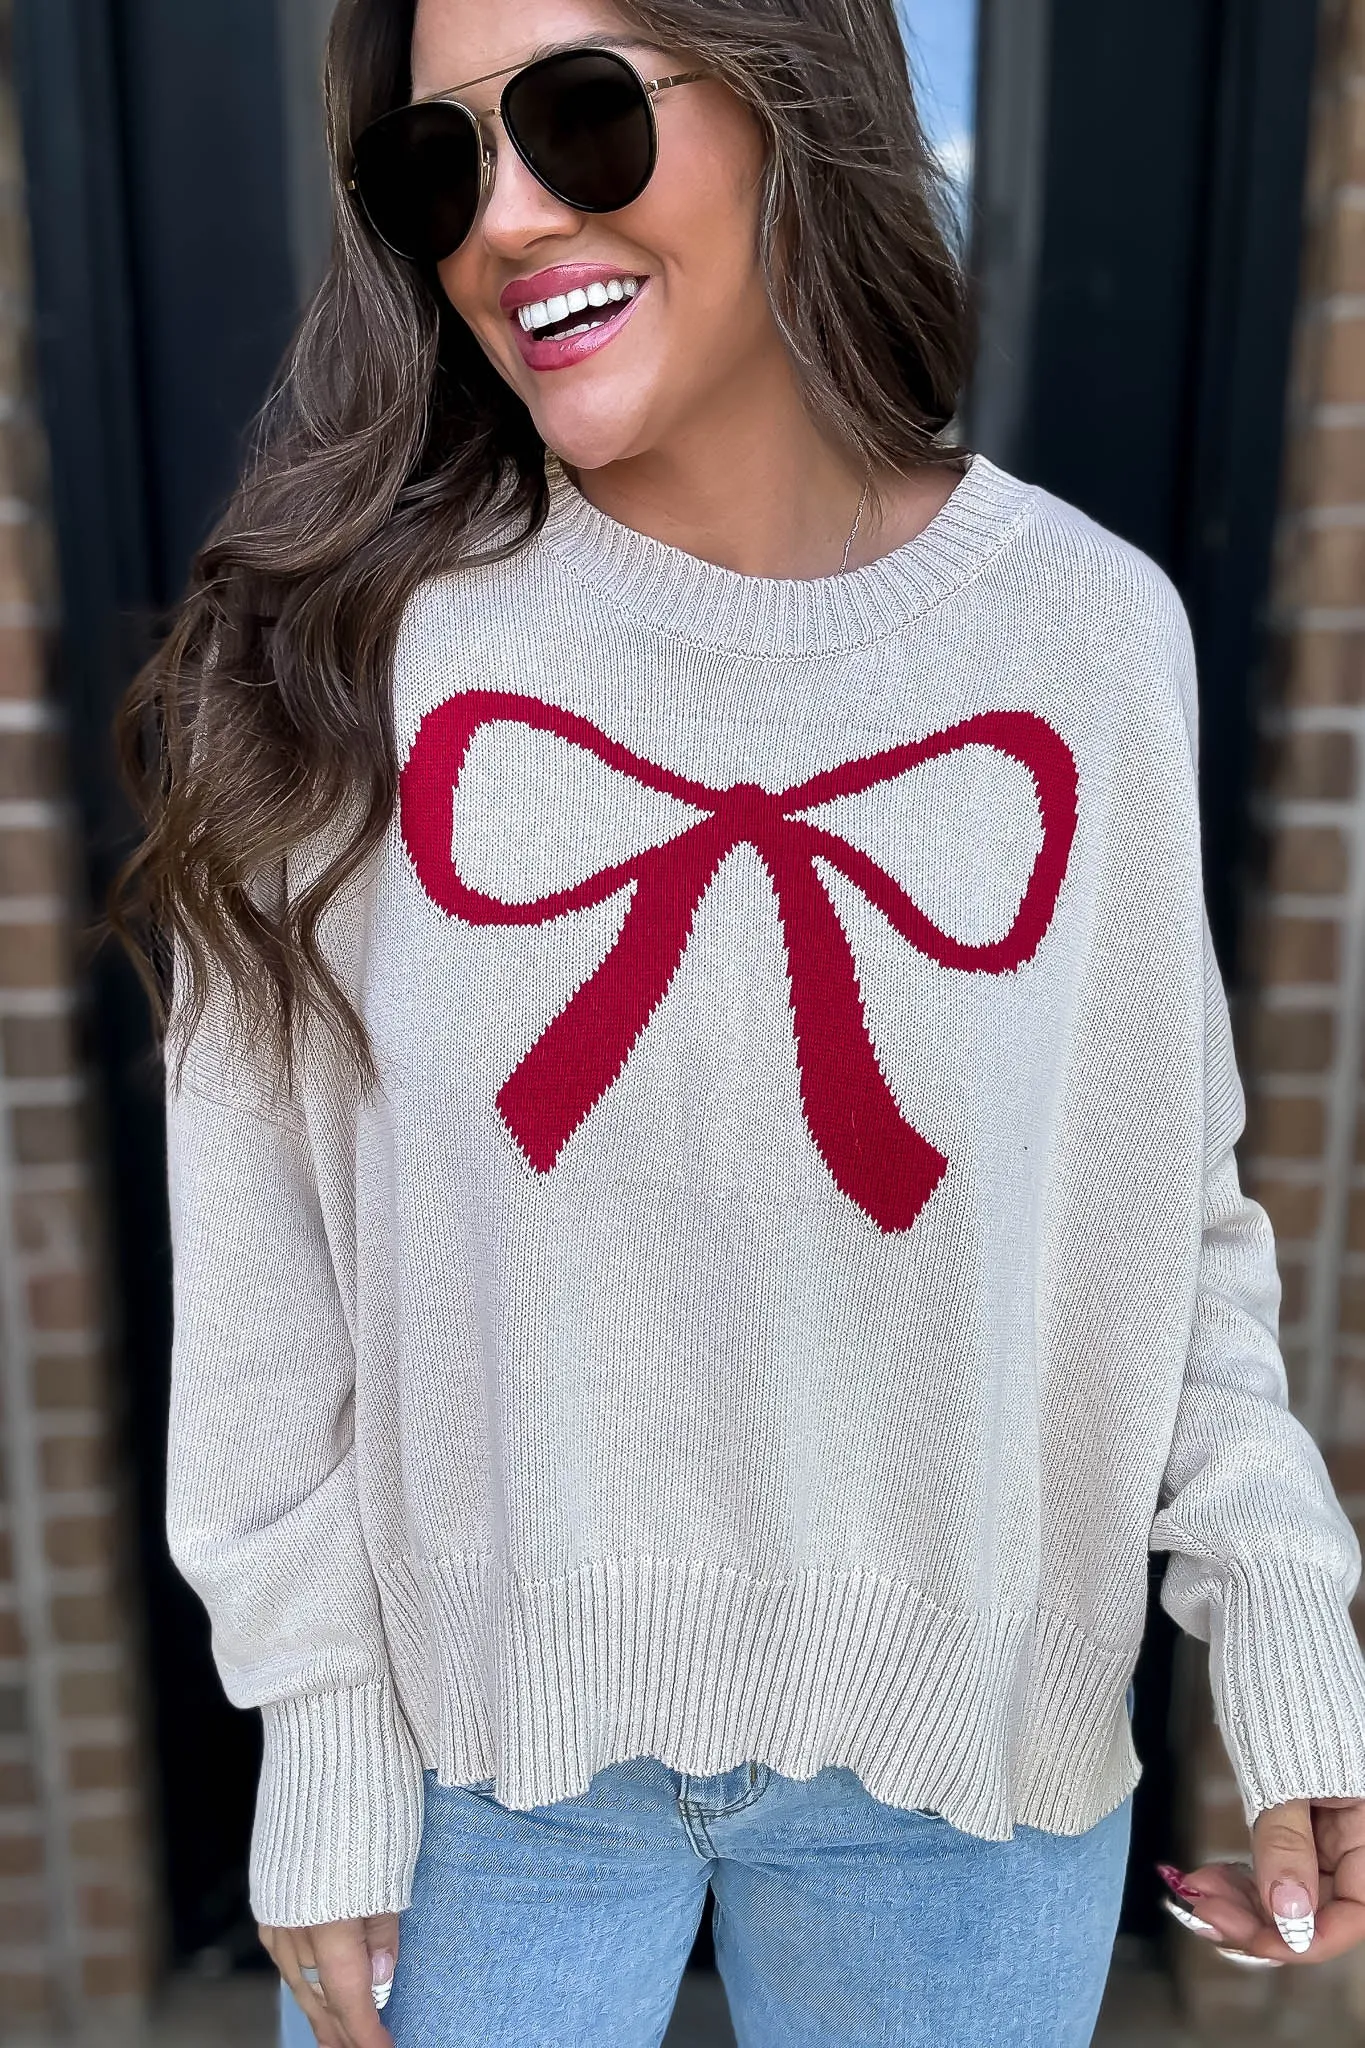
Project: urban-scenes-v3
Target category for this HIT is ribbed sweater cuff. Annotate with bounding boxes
[250,1680,425,1927]
[1211,1563,1365,1823]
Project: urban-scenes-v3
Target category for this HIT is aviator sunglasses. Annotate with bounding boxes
[350,47,706,266]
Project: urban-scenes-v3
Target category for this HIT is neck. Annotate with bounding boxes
[571,439,860,582]
[563,345,955,580]
[573,368,965,577]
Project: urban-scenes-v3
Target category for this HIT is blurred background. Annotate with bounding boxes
[0,0,1362,2041]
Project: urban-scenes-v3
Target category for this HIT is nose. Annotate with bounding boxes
[477,121,583,257]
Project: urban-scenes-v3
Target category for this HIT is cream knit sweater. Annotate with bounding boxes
[166,453,1365,1928]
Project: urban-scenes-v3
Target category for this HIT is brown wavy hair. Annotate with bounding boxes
[113,0,972,1083]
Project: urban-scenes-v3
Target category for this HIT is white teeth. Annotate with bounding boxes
[518,279,643,334]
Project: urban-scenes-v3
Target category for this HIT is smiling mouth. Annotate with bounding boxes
[515,275,644,342]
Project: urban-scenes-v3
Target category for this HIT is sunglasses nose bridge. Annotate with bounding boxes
[475,117,589,249]
[475,111,497,207]
[446,107,514,244]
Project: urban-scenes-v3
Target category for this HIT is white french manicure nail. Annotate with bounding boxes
[1270,1881,1315,1953]
[1216,1946,1285,1969]
[1160,1894,1220,1937]
[371,1949,394,2010]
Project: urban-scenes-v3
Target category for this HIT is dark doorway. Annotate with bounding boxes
[14,0,307,1963]
[974,0,1320,974]
[973,0,1321,1945]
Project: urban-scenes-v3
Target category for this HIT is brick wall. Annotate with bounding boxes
[1173,0,1365,2033]
[0,4,158,2038]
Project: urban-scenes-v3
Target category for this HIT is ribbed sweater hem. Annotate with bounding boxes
[377,1553,1141,1842]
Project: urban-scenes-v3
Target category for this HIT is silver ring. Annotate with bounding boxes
[300,1965,322,1986]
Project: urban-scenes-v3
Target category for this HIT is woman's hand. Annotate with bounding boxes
[259,1914,399,2047]
[1159,1797,1365,1966]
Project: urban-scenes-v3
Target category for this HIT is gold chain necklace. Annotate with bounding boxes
[841,480,871,573]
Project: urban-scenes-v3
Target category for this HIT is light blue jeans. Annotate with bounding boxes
[281,1720,1135,2047]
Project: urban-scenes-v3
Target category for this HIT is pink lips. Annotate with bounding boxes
[500,264,647,374]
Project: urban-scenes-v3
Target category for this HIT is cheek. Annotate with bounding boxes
[436,249,482,326]
[436,249,520,375]
[649,178,768,332]
[653,113,769,297]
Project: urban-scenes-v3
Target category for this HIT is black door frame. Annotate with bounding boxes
[974,0,1321,971]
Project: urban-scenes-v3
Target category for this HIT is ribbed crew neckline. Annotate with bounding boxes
[537,449,1037,656]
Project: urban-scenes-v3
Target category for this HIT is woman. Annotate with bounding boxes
[118,0,1365,2043]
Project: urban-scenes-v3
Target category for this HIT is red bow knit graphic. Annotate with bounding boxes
[401,691,1079,1233]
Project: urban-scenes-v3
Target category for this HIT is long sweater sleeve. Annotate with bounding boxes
[1149,912,1365,1820]
[165,1012,423,1926]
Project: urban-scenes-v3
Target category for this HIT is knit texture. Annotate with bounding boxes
[165,453,1365,1926]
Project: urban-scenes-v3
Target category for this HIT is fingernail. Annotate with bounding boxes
[1216,1947,1285,1969]
[371,1949,394,2012]
[1156,1862,1204,1902]
[1160,1894,1220,1937]
[1270,1881,1315,1953]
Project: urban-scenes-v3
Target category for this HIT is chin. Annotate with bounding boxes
[527,387,661,474]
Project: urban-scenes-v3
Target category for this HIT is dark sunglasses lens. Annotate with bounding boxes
[353,102,481,263]
[503,50,655,213]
